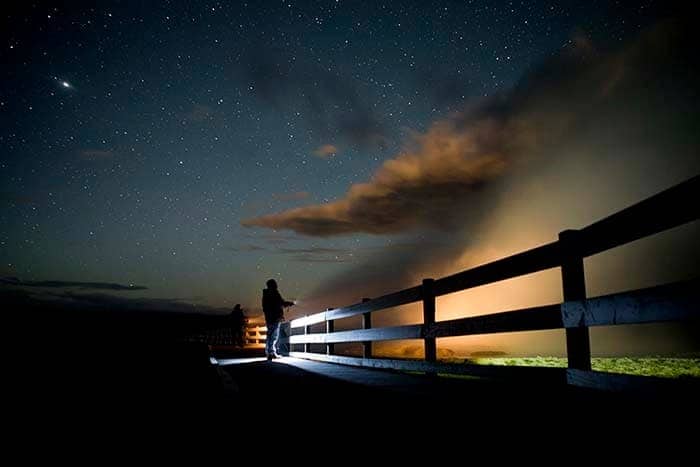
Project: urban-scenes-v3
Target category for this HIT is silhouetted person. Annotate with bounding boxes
[262,279,294,360]
[230,304,246,348]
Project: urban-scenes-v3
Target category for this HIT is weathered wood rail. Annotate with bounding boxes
[279,175,700,391]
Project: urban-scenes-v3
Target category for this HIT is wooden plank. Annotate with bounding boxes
[291,304,563,343]
[562,280,700,327]
[288,324,423,344]
[289,311,326,329]
[326,318,334,355]
[291,287,421,329]
[567,369,700,394]
[290,352,566,383]
[580,175,700,258]
[425,304,563,338]
[433,241,562,297]
[327,286,423,321]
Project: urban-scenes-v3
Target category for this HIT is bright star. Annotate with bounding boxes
[61,80,71,88]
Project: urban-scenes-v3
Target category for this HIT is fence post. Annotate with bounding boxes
[422,279,437,373]
[326,308,334,355]
[559,229,591,371]
[362,298,372,359]
[304,316,311,354]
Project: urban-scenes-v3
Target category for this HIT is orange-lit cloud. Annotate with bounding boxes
[313,144,338,158]
[243,119,524,235]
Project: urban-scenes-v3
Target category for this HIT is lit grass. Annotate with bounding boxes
[453,357,700,378]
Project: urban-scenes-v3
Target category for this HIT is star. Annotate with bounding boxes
[60,80,71,89]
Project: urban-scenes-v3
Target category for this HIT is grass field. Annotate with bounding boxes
[459,357,700,378]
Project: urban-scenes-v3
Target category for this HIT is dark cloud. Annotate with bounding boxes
[221,244,353,262]
[280,246,352,263]
[1,277,147,290]
[243,45,386,149]
[54,291,221,313]
[239,232,297,245]
[284,242,439,266]
[0,284,225,314]
[335,113,388,150]
[300,237,465,307]
[278,246,346,254]
[419,67,477,110]
[221,245,266,252]
[291,255,350,264]
[224,242,433,265]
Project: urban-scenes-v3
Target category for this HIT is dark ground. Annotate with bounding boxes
[5,304,698,448]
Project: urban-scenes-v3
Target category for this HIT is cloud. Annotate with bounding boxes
[240,232,297,245]
[244,38,609,237]
[243,46,386,149]
[52,292,218,313]
[278,247,347,254]
[279,246,352,263]
[221,244,355,263]
[418,66,477,110]
[226,242,434,263]
[221,245,267,252]
[1,277,147,290]
[313,144,338,158]
[0,285,226,315]
[243,119,510,236]
[242,18,699,240]
[291,255,350,264]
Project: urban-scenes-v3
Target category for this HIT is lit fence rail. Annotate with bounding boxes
[244,322,267,348]
[188,319,267,348]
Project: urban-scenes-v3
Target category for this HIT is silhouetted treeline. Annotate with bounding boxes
[4,290,238,429]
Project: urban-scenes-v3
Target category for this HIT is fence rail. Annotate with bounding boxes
[280,175,700,392]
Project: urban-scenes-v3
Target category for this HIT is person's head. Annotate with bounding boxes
[266,278,278,290]
[233,304,241,311]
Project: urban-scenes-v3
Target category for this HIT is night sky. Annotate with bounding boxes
[2,2,698,355]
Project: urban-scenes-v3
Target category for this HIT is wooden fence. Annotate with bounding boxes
[279,175,700,391]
